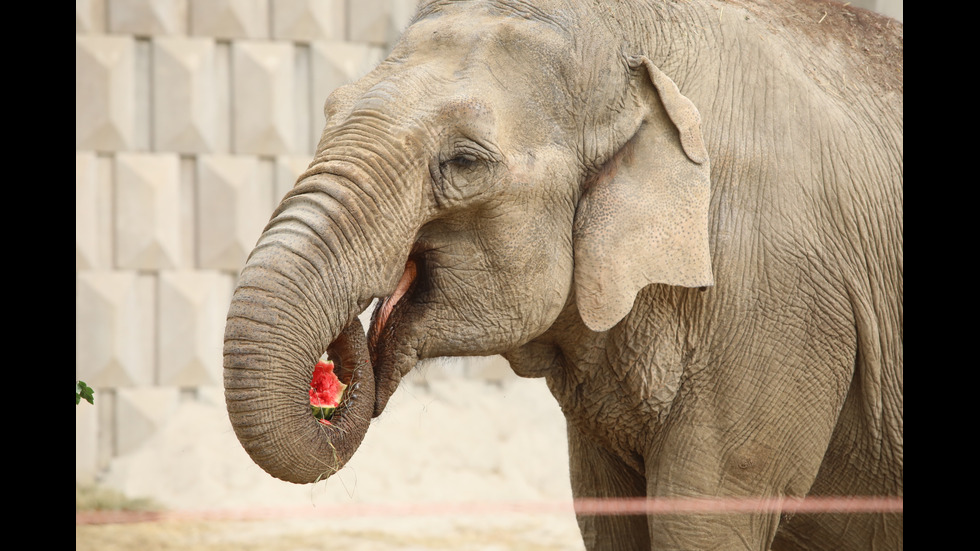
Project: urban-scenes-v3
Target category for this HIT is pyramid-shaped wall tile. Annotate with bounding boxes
[115,387,180,456]
[197,385,227,407]
[157,271,234,386]
[152,37,221,153]
[348,0,416,46]
[196,154,274,271]
[76,35,136,151]
[76,0,107,33]
[191,0,269,40]
[232,40,297,155]
[310,40,384,97]
[108,0,188,35]
[271,0,345,42]
[114,153,183,270]
[77,152,114,270]
[76,271,155,388]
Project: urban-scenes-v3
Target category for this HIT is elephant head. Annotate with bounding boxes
[224,1,713,484]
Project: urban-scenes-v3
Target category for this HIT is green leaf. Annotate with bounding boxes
[76,381,95,405]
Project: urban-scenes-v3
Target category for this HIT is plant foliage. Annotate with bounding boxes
[76,380,95,405]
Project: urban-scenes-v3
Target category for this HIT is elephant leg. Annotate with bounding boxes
[567,422,650,550]
[643,421,785,550]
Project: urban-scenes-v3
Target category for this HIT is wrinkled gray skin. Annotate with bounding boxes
[224,0,903,549]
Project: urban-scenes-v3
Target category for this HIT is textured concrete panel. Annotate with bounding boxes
[76,152,114,270]
[190,0,269,39]
[157,271,233,386]
[196,385,227,407]
[76,35,136,151]
[348,0,416,46]
[96,389,118,471]
[134,38,154,152]
[177,157,199,268]
[311,40,384,93]
[271,0,345,42]
[76,272,156,388]
[213,41,234,153]
[293,44,314,154]
[274,155,310,203]
[153,37,220,153]
[115,153,182,270]
[232,40,296,155]
[76,152,98,269]
[108,0,188,35]
[77,0,107,33]
[115,387,181,456]
[196,154,274,270]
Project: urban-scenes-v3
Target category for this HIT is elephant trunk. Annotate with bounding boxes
[223,167,415,484]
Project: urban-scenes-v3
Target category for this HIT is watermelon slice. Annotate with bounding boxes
[310,359,346,425]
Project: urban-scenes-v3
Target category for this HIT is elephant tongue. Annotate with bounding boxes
[371,259,417,340]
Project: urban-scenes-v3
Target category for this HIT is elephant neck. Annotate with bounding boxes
[507,287,695,466]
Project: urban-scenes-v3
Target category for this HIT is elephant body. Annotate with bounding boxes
[224,1,903,549]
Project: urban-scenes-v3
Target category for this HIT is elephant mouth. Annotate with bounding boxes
[369,257,418,351]
[364,255,423,416]
[320,253,424,426]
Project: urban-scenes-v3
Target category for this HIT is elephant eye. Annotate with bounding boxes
[429,145,497,206]
[441,144,484,169]
[444,153,479,169]
[435,150,485,185]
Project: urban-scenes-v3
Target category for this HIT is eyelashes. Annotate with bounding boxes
[442,152,480,169]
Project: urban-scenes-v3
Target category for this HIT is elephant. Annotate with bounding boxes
[223,0,903,549]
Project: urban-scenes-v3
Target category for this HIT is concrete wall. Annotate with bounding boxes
[76,0,420,484]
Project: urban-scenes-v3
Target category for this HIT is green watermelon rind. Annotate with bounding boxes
[311,404,337,420]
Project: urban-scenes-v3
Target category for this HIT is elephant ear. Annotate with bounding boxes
[573,56,713,332]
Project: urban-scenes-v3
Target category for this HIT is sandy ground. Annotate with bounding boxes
[76,516,585,551]
[77,357,587,550]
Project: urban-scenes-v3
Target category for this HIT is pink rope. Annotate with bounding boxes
[76,496,903,525]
